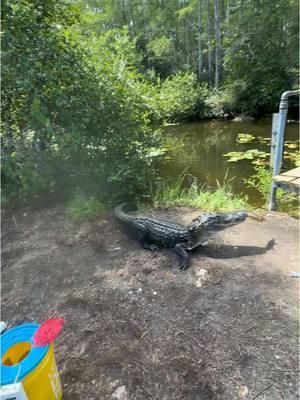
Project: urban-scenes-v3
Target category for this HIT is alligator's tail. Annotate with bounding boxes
[114,203,134,222]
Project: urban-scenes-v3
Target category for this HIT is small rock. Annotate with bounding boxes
[153,291,157,295]
[142,268,153,275]
[196,268,207,278]
[290,271,300,278]
[138,288,142,293]
[238,385,248,398]
[111,385,128,400]
[0,321,7,333]
[195,268,208,288]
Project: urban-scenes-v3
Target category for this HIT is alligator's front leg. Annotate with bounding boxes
[174,244,190,270]
[140,235,159,251]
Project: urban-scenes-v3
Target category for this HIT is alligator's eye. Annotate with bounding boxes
[210,215,221,223]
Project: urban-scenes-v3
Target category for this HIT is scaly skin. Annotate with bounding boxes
[115,203,247,270]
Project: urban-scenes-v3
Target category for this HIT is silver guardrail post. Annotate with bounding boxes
[269,90,300,211]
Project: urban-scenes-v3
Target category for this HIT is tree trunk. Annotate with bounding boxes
[121,0,127,27]
[214,0,221,88]
[141,0,150,68]
[127,0,136,38]
[196,0,203,80]
[239,0,243,18]
[206,0,212,84]
[226,0,230,23]
[184,18,190,68]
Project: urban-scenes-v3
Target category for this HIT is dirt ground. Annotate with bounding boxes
[1,206,299,399]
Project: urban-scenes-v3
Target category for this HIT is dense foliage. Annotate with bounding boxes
[2,1,161,204]
[83,0,299,116]
[2,0,299,206]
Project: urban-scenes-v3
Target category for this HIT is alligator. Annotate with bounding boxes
[115,203,247,270]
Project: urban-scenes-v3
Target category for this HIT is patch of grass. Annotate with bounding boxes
[244,166,275,204]
[153,175,249,212]
[66,194,106,221]
[245,166,299,218]
[277,194,300,219]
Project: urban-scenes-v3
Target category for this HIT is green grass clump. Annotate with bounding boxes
[66,194,105,221]
[153,177,249,212]
[244,165,274,204]
[245,165,299,218]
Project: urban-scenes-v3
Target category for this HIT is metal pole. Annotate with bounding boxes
[269,90,300,211]
[270,113,279,169]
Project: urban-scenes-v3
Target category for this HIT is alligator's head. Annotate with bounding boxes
[190,211,247,233]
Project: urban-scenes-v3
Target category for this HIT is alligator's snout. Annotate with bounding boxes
[203,211,247,232]
[222,211,247,224]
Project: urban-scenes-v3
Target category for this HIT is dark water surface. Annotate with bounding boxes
[160,120,299,207]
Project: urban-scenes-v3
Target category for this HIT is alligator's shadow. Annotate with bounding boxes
[194,239,276,259]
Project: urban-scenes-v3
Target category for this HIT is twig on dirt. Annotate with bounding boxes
[132,358,149,373]
[59,328,72,340]
[232,304,241,320]
[174,329,204,351]
[234,322,257,338]
[140,330,149,340]
[12,215,18,227]
[247,212,265,222]
[251,384,273,399]
[266,368,294,373]
[172,354,195,364]
[221,304,242,332]
[205,279,222,285]
[175,329,196,342]
[199,311,219,325]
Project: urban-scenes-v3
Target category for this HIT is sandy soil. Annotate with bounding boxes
[1,206,299,399]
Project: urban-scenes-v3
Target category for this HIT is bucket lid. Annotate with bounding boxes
[0,323,49,385]
[33,318,64,346]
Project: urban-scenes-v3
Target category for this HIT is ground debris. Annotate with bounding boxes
[111,385,128,400]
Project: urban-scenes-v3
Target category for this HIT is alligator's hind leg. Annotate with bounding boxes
[140,235,159,251]
[174,244,190,270]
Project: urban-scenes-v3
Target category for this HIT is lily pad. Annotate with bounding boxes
[251,159,268,166]
[236,133,255,143]
[285,143,298,149]
[256,152,269,158]
[223,151,253,162]
[257,136,272,144]
[248,149,269,157]
[223,149,270,163]
[288,152,300,167]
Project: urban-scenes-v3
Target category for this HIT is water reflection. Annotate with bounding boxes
[160,120,299,207]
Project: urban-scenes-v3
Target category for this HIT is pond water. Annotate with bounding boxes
[160,119,299,207]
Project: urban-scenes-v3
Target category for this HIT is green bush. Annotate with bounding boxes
[66,194,106,221]
[203,81,247,118]
[156,72,201,122]
[1,3,161,205]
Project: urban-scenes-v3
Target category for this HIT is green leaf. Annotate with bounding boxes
[236,133,255,143]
